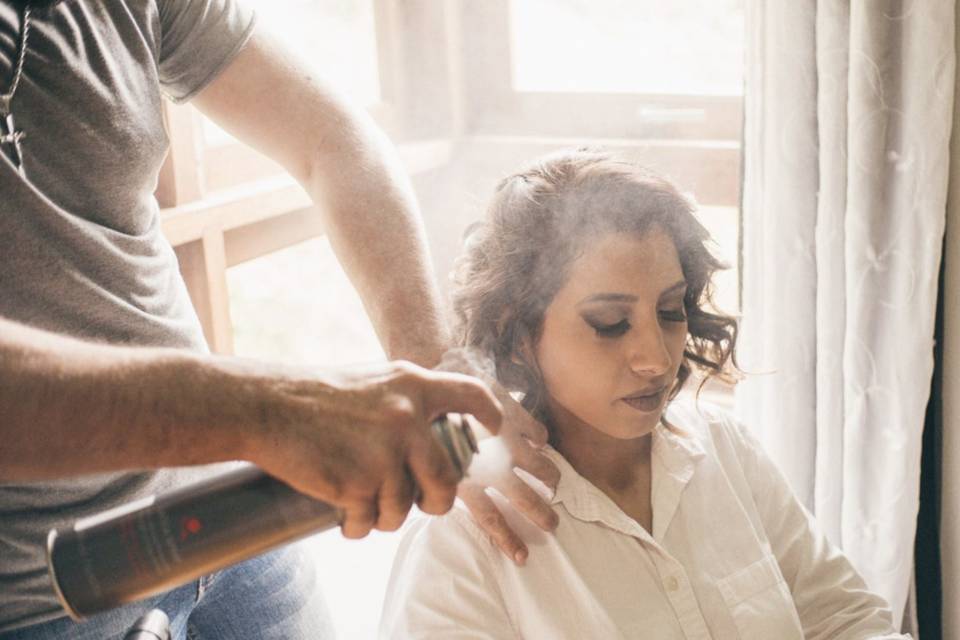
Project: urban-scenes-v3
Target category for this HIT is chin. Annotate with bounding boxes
[615,405,665,429]
[601,418,659,440]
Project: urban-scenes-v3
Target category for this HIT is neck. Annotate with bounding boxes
[549,404,655,495]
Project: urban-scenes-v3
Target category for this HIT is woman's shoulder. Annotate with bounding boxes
[382,506,522,636]
[399,504,484,543]
[395,504,504,572]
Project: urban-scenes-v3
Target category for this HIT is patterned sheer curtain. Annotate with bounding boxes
[736,1,954,628]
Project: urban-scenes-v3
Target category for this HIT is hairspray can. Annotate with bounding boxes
[46,414,478,619]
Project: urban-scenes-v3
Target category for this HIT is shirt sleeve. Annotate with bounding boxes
[379,511,520,640]
[155,0,257,102]
[723,415,911,640]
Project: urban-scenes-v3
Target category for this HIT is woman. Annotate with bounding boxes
[380,149,908,639]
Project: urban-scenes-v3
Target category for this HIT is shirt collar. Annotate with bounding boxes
[652,417,707,480]
[536,419,706,541]
[650,417,707,542]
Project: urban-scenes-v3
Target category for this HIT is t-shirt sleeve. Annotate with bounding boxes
[379,511,520,639]
[156,0,256,102]
[719,414,910,640]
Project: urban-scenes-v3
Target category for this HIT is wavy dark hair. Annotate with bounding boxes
[451,149,739,425]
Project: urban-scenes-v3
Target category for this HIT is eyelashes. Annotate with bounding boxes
[592,319,631,338]
[587,310,687,338]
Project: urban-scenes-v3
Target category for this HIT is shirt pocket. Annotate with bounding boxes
[717,553,804,640]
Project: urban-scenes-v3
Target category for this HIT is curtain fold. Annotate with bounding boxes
[737,1,954,626]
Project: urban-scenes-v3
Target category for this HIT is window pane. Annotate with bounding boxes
[695,205,739,315]
[228,236,383,366]
[204,0,381,148]
[510,0,744,95]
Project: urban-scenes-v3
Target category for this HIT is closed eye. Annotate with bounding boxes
[659,309,687,323]
[591,319,631,338]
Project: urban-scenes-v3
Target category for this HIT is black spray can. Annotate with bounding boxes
[46,414,478,619]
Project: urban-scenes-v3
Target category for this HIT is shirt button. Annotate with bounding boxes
[664,576,680,592]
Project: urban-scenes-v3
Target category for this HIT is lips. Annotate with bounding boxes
[620,385,668,413]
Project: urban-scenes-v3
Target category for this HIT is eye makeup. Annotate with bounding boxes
[589,318,631,338]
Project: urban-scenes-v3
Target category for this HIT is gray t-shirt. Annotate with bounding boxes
[0,0,255,631]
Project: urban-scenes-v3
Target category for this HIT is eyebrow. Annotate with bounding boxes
[577,280,688,307]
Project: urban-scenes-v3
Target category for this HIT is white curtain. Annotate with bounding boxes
[737,1,954,627]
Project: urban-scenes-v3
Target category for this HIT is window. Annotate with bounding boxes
[510,0,744,95]
[228,237,383,366]
[453,0,743,323]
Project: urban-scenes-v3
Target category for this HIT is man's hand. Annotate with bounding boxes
[457,393,560,565]
[243,361,502,540]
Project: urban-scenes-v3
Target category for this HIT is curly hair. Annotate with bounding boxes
[450,148,739,425]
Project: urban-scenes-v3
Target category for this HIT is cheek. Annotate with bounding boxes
[668,324,689,369]
[535,323,601,395]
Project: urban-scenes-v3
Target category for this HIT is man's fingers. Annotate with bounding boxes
[459,484,528,566]
[500,473,558,532]
[503,399,549,446]
[341,502,377,539]
[509,441,561,490]
[423,372,503,435]
[376,466,416,532]
[407,435,459,515]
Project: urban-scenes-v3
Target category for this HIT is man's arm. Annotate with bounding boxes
[0,318,244,479]
[188,27,559,558]
[0,316,502,538]
[190,30,448,367]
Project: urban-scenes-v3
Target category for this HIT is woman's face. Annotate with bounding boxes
[533,228,688,440]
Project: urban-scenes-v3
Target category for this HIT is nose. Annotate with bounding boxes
[625,321,672,377]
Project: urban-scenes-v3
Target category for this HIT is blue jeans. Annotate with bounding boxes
[1,545,335,639]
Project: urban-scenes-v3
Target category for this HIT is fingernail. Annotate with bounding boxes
[515,549,528,565]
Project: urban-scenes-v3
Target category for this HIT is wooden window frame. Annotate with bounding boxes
[456,0,742,206]
[155,0,452,354]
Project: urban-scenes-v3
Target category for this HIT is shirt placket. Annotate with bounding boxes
[645,544,714,640]
[646,429,712,639]
[547,436,715,639]
[589,489,714,640]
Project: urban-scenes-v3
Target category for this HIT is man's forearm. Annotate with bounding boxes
[303,120,451,367]
[189,31,452,368]
[0,318,254,482]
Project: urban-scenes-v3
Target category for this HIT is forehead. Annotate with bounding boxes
[557,229,684,300]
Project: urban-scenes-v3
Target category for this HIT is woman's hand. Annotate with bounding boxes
[242,360,503,540]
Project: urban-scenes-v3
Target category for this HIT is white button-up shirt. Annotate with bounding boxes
[380,403,908,639]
